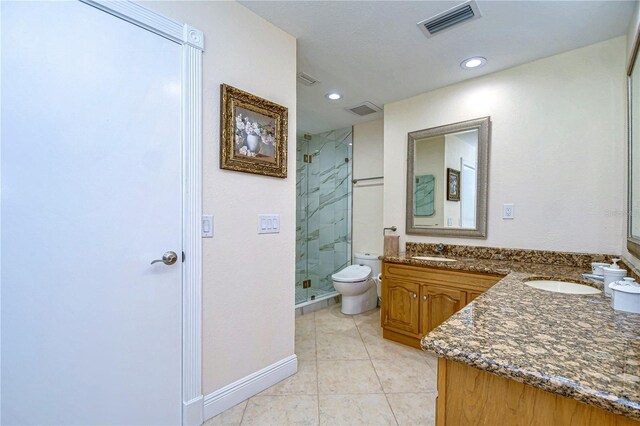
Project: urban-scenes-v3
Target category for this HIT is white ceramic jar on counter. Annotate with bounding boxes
[591,262,610,276]
[609,277,640,314]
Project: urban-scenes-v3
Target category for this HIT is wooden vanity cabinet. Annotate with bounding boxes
[422,285,466,333]
[381,278,420,335]
[381,261,502,348]
[436,358,640,426]
[467,291,483,303]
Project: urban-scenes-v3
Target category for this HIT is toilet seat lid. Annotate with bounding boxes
[332,265,371,283]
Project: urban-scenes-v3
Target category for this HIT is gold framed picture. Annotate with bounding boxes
[220,84,288,178]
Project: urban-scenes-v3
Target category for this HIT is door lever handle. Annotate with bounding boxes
[151,251,178,266]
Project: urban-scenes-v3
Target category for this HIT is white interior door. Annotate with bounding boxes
[461,161,477,228]
[1,2,183,424]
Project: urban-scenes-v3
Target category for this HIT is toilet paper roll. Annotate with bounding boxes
[384,235,399,256]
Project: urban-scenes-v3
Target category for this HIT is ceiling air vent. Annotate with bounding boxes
[417,0,482,38]
[297,72,319,86]
[346,102,382,117]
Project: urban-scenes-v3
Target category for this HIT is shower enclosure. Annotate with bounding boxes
[296,127,353,306]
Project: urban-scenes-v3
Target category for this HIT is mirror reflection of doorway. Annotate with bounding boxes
[461,160,477,228]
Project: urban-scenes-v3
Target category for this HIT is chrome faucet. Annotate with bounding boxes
[435,243,445,255]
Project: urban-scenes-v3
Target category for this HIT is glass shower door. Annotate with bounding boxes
[295,134,310,304]
[296,127,352,306]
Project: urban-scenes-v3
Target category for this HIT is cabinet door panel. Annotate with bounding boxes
[467,291,483,304]
[382,279,420,335]
[426,285,466,332]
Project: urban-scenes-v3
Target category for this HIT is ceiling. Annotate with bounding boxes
[240,1,635,135]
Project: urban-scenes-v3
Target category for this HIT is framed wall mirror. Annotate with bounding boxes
[628,29,640,258]
[406,117,490,238]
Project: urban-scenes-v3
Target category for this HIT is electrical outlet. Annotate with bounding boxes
[503,204,514,219]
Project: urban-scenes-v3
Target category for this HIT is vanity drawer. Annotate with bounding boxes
[383,262,502,292]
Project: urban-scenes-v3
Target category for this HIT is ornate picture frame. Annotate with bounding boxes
[220,84,288,178]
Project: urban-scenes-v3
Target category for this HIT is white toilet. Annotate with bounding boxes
[332,253,381,315]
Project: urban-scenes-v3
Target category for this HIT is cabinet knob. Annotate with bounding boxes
[423,295,428,300]
[412,293,417,299]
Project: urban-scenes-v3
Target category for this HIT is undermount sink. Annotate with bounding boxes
[525,280,601,295]
[412,256,457,262]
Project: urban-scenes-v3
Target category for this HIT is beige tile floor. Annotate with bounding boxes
[205,304,438,426]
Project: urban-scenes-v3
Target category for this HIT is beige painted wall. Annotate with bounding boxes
[384,37,626,254]
[141,1,296,395]
[353,119,384,256]
[624,2,640,268]
[628,2,640,69]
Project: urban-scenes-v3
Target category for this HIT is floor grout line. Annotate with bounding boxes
[354,311,400,426]
[314,310,320,426]
[238,400,248,426]
[384,394,401,426]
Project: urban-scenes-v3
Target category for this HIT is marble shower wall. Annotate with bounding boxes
[296,127,353,297]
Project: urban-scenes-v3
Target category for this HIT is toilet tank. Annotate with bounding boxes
[354,253,380,277]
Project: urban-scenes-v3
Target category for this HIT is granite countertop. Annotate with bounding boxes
[382,253,592,281]
[382,254,640,420]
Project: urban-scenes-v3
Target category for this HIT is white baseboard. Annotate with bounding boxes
[183,395,203,426]
[202,355,298,421]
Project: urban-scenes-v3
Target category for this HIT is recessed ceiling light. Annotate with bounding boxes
[461,56,487,70]
[325,92,342,100]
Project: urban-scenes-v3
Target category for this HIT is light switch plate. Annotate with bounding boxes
[503,204,514,219]
[202,215,213,237]
[258,214,280,234]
